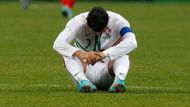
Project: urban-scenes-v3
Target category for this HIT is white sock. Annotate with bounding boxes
[113,55,130,80]
[63,56,88,83]
[74,72,89,83]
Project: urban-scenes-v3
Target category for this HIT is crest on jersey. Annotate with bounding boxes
[102,28,111,39]
[105,28,111,35]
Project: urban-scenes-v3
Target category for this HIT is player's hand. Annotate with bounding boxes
[72,50,95,65]
[73,50,105,65]
[87,52,100,65]
[87,52,105,65]
[92,52,105,61]
[73,50,95,71]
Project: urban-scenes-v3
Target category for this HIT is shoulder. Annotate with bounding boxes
[66,12,88,28]
[107,11,130,27]
[107,11,126,20]
[64,12,89,35]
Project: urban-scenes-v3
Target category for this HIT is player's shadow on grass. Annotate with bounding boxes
[126,88,190,94]
[1,85,190,94]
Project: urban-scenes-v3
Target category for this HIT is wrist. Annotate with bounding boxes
[102,51,108,58]
[73,50,83,57]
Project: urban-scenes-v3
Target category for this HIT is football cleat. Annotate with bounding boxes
[78,80,97,92]
[109,78,126,93]
[61,6,73,18]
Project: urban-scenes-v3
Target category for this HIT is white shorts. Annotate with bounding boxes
[64,55,130,90]
[63,56,114,90]
[85,60,114,89]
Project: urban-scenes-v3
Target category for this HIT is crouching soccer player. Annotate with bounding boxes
[53,7,137,93]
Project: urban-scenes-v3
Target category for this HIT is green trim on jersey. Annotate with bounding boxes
[93,35,101,51]
[75,35,101,52]
[75,41,88,52]
[98,36,101,51]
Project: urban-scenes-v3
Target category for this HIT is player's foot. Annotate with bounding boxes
[20,0,30,10]
[78,80,97,92]
[109,78,126,93]
[61,6,73,18]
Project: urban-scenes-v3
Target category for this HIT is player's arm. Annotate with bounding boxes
[103,32,137,60]
[102,18,137,60]
[53,19,97,65]
[53,21,80,58]
[72,50,96,64]
[89,31,137,62]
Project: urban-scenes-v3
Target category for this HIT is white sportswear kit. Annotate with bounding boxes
[53,11,137,89]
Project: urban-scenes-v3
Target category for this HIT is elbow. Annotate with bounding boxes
[129,37,137,50]
[53,41,59,51]
[126,33,137,50]
[133,40,137,50]
[132,34,138,49]
[53,40,69,52]
[131,34,137,50]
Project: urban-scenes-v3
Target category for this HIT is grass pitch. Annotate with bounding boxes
[0,2,190,107]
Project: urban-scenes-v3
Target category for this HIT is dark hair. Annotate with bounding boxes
[87,7,109,32]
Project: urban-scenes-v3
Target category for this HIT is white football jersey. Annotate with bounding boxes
[53,11,137,60]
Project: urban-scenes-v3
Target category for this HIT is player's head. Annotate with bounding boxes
[87,7,109,33]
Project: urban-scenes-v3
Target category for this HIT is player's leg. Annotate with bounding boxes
[20,0,30,10]
[61,6,73,18]
[63,56,97,92]
[85,61,114,90]
[60,0,76,18]
[108,55,130,93]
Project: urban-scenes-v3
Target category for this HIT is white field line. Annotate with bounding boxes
[0,84,189,91]
[127,85,190,91]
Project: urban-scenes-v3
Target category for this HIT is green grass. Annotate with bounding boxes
[0,2,190,107]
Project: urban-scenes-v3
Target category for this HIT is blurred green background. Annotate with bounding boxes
[0,0,190,107]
